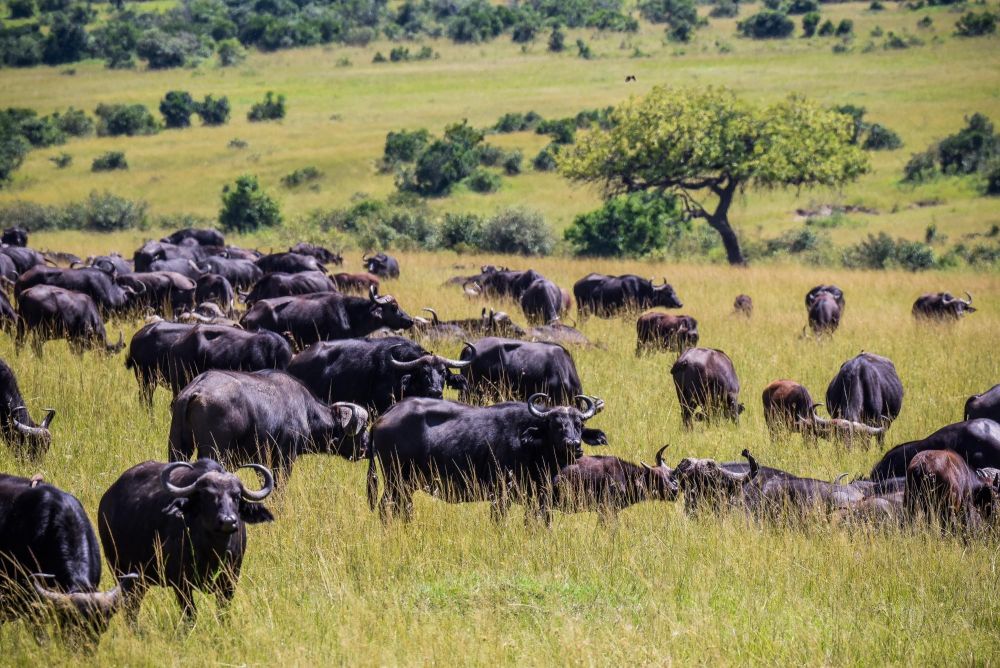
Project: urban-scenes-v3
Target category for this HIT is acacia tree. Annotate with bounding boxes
[559,86,870,265]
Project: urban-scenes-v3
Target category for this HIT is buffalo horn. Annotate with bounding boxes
[575,395,597,420]
[41,408,55,430]
[527,393,551,418]
[421,307,441,325]
[655,444,669,468]
[388,348,430,371]
[12,418,49,439]
[238,464,275,502]
[964,291,973,305]
[833,473,849,486]
[32,572,138,618]
[741,449,760,481]
[161,461,200,497]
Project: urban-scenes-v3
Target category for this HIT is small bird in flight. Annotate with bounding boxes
[625,75,637,82]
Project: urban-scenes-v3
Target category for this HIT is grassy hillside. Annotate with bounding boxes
[0,245,998,664]
[1,1,999,247]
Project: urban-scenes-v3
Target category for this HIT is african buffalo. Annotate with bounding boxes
[552,445,677,518]
[195,273,235,313]
[912,292,976,321]
[905,449,998,533]
[1,226,27,247]
[635,312,699,354]
[133,241,203,273]
[0,357,54,458]
[464,269,543,300]
[363,252,400,279]
[671,347,743,427]
[415,307,525,340]
[760,379,884,445]
[16,285,124,357]
[672,449,764,514]
[290,242,342,266]
[256,252,325,275]
[243,271,337,305]
[168,370,369,477]
[0,290,17,335]
[148,258,203,281]
[459,337,583,404]
[1,474,135,642]
[15,266,139,315]
[164,325,292,394]
[966,384,1000,422]
[117,271,195,314]
[241,286,414,346]
[197,256,262,290]
[733,294,752,317]
[84,253,132,276]
[98,459,273,622]
[520,278,563,325]
[870,419,1000,480]
[805,285,845,310]
[367,393,602,523]
[574,273,682,318]
[161,228,225,247]
[333,272,380,295]
[527,320,590,347]
[825,352,903,429]
[0,246,46,274]
[806,292,841,336]
[287,337,470,414]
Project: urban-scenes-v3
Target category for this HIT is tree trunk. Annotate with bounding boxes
[707,180,746,266]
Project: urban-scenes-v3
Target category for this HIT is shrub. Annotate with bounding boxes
[465,169,501,193]
[446,0,503,43]
[217,39,247,67]
[955,11,997,37]
[136,29,195,70]
[863,123,903,150]
[94,103,159,137]
[408,140,477,196]
[77,191,147,231]
[247,92,286,122]
[938,113,997,175]
[438,212,485,251]
[9,0,36,19]
[42,15,89,66]
[373,52,387,63]
[228,138,248,149]
[564,191,683,257]
[54,107,93,136]
[843,232,935,270]
[476,144,505,167]
[219,175,282,233]
[787,0,818,14]
[91,151,128,171]
[835,19,854,35]
[503,151,523,175]
[536,118,576,144]
[576,39,593,58]
[903,149,938,182]
[710,0,739,18]
[533,145,558,171]
[382,128,431,168]
[14,113,66,148]
[917,16,932,29]
[480,207,553,255]
[389,46,410,62]
[49,152,72,168]
[739,11,795,38]
[548,26,565,52]
[870,0,884,9]
[196,95,230,126]
[985,159,1000,195]
[0,135,29,186]
[281,166,323,188]
[641,0,699,41]
[159,91,196,129]
[802,12,821,36]
[818,19,835,35]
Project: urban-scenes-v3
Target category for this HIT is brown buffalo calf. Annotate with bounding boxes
[905,449,999,533]
[733,294,752,317]
[333,272,380,295]
[761,380,814,437]
[636,312,699,355]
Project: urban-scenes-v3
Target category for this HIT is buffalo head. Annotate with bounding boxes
[160,462,275,534]
[525,393,600,463]
[651,277,683,309]
[368,285,414,330]
[389,343,472,399]
[673,449,759,513]
[641,444,679,501]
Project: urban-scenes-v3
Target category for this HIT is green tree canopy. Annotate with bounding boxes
[559,86,870,264]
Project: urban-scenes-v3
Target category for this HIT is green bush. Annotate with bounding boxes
[403,121,484,196]
[0,135,29,187]
[576,38,593,58]
[9,0,36,19]
[739,11,795,38]
[863,123,903,150]
[438,212,485,251]
[196,95,230,126]
[465,169,502,193]
[503,151,523,175]
[536,118,576,144]
[54,107,93,136]
[160,91,196,129]
[281,166,323,188]
[49,152,72,168]
[955,11,996,37]
[216,39,247,67]
[938,113,997,175]
[91,151,128,172]
[802,12,821,36]
[787,0,818,14]
[818,19,835,35]
[640,0,699,41]
[0,193,149,232]
[902,149,938,182]
[985,159,1000,195]
[77,190,147,231]
[565,191,684,257]
[219,175,282,233]
[247,91,286,122]
[136,29,199,70]
[480,207,553,255]
[382,128,431,168]
[94,103,159,137]
[835,19,854,35]
[548,26,565,51]
[533,145,558,171]
[842,232,936,271]
[710,0,739,17]
[476,144,505,167]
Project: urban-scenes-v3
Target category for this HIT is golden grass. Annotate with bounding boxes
[0,240,998,664]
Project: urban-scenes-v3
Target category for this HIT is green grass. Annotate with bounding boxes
[0,244,999,664]
[1,1,998,246]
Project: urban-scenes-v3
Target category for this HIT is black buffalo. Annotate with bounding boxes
[117,271,195,314]
[574,273,682,318]
[290,242,342,266]
[966,384,1000,422]
[98,459,273,622]
[164,324,292,394]
[805,285,845,310]
[195,273,235,313]
[415,307,526,340]
[870,419,1000,480]
[519,278,563,325]
[168,370,369,478]
[161,228,225,247]
[1,226,27,247]
[636,312,699,354]
[806,292,841,336]
[733,294,752,317]
[287,337,470,414]
[552,445,677,518]
[464,268,542,300]
[367,393,601,523]
[912,292,976,321]
[825,352,903,429]
[0,289,17,334]
[198,256,262,289]
[126,321,197,404]
[133,240,203,273]
[333,272,379,295]
[671,347,743,427]
[0,357,54,458]
[84,253,132,276]
[527,320,590,347]
[148,258,203,281]
[16,285,124,357]
[243,271,337,305]
[256,252,325,275]
[0,246,46,274]
[761,379,884,445]
[363,252,400,279]
[459,337,583,405]
[241,287,414,346]
[0,474,134,641]
[15,266,139,315]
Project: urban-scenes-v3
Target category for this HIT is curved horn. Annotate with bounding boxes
[741,449,760,481]
[160,462,199,497]
[527,393,551,418]
[388,347,428,371]
[369,284,378,302]
[32,572,138,618]
[964,291,973,305]
[40,408,55,430]
[655,444,669,468]
[834,473,849,486]
[574,395,597,420]
[13,418,49,439]
[421,307,440,325]
[238,464,274,502]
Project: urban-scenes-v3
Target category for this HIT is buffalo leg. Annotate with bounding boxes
[173,582,197,622]
[121,580,149,631]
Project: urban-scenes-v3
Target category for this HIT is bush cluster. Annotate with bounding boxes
[831,105,903,151]
[903,113,999,194]
[91,151,127,171]
[219,174,282,232]
[248,92,286,122]
[739,10,795,38]
[564,191,685,257]
[281,166,323,188]
[955,11,996,37]
[0,191,148,231]
[842,232,936,271]
[95,103,159,137]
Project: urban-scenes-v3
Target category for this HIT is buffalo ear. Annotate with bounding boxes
[162,498,190,519]
[399,374,412,394]
[370,306,383,318]
[519,427,539,447]
[240,502,274,524]
[582,428,608,446]
[445,374,468,390]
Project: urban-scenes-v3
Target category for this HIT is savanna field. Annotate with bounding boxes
[1,0,1000,663]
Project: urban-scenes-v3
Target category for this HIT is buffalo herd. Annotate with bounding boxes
[0,224,994,645]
